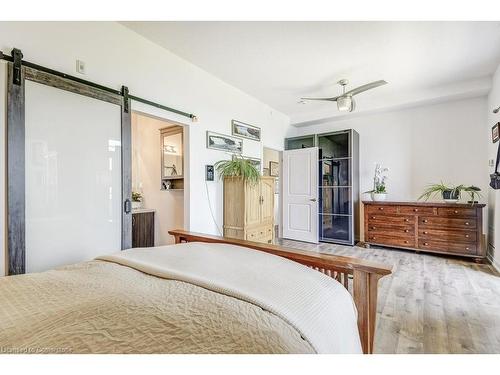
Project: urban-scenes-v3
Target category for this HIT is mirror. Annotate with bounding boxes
[161,126,183,181]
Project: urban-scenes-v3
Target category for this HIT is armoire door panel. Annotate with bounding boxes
[245,182,261,226]
[260,178,275,223]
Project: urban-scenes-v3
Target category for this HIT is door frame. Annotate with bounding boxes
[262,146,282,238]
[129,108,191,233]
[6,63,131,275]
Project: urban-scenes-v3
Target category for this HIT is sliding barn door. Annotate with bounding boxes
[24,80,123,273]
[282,147,319,243]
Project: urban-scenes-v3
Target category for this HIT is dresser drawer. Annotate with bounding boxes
[367,224,414,238]
[366,205,398,214]
[419,216,476,229]
[368,214,414,225]
[399,206,435,215]
[366,234,415,248]
[418,240,477,255]
[246,228,260,241]
[246,226,273,242]
[437,207,476,217]
[419,228,477,242]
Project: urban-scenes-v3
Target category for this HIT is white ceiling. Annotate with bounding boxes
[122,21,500,125]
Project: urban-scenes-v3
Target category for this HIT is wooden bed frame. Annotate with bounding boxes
[168,230,392,354]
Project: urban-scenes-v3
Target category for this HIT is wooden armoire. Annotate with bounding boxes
[223,176,275,244]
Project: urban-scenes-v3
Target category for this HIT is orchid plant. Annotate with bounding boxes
[365,163,389,194]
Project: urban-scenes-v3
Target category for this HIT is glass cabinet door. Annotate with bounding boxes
[320,159,351,187]
[318,130,353,244]
[285,135,315,150]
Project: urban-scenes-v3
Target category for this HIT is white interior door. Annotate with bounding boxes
[25,80,122,273]
[282,147,318,243]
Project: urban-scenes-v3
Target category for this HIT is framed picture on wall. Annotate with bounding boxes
[269,161,279,177]
[206,131,243,154]
[493,123,499,143]
[231,120,261,141]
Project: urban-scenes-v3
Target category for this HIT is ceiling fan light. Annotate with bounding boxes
[337,96,352,112]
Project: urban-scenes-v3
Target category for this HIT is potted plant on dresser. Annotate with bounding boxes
[365,163,389,201]
[132,191,143,209]
[418,182,482,203]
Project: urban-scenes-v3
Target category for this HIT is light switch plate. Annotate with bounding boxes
[76,60,85,74]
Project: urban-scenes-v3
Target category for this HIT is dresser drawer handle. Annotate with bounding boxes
[371,216,376,219]
[454,210,458,214]
[404,229,409,233]
[423,231,428,234]
[423,219,428,223]
[423,242,429,246]
[371,226,376,230]
[379,207,384,210]
[465,234,469,238]
[465,222,470,226]
[404,240,409,244]
[414,208,418,212]
[465,247,470,250]
[405,219,409,222]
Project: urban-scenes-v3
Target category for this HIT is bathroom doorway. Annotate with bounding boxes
[131,111,186,246]
[263,147,282,240]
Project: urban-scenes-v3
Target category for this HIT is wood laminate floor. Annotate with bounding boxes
[276,238,500,354]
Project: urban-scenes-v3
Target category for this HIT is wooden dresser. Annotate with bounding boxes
[363,201,486,262]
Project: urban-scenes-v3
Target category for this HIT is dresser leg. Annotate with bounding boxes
[364,243,371,249]
[473,257,483,264]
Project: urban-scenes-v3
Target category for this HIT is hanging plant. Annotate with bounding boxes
[214,155,261,185]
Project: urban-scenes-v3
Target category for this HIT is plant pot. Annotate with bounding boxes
[132,201,142,209]
[442,190,459,203]
[371,192,387,201]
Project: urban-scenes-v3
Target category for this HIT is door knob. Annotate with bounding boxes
[309,198,317,202]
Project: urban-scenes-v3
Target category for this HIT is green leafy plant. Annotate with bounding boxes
[418,182,482,203]
[214,156,261,185]
[463,185,482,203]
[132,191,143,202]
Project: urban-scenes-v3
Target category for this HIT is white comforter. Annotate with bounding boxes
[98,242,362,354]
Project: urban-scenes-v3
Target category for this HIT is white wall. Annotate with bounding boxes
[289,97,490,239]
[0,22,290,274]
[487,64,500,270]
[131,113,184,246]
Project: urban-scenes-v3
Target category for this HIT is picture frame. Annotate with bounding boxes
[206,131,243,154]
[233,155,262,172]
[269,161,279,177]
[231,119,261,142]
[493,123,499,143]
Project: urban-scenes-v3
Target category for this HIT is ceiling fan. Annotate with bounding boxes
[300,79,387,112]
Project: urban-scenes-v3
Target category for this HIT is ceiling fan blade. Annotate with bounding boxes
[300,96,339,102]
[344,80,387,96]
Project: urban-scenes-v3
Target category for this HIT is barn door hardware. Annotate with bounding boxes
[12,48,23,86]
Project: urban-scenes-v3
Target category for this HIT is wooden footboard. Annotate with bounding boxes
[168,230,392,354]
